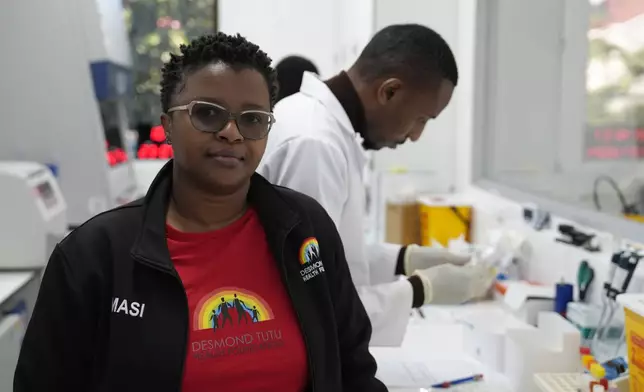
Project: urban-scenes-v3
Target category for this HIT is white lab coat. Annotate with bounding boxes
[258,72,413,346]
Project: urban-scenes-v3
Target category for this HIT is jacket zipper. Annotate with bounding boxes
[133,255,189,392]
[280,227,317,392]
[171,270,189,392]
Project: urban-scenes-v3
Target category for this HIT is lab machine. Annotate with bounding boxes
[0,162,68,270]
[72,0,139,224]
[0,161,68,390]
[0,0,137,227]
[133,159,169,197]
[86,0,138,198]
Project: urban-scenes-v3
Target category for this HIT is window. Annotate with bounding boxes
[123,0,217,145]
[475,0,644,236]
[585,0,644,219]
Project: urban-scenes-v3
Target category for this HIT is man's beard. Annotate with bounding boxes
[359,123,382,150]
[361,138,380,150]
[362,137,404,151]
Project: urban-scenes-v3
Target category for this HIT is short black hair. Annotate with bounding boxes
[160,32,278,112]
[275,56,319,102]
[353,24,458,87]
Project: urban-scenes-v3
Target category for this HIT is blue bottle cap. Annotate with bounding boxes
[46,163,59,178]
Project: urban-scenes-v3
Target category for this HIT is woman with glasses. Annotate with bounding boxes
[14,33,386,392]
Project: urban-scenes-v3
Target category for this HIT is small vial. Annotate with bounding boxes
[590,363,606,379]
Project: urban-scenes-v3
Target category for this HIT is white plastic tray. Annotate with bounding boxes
[534,373,579,392]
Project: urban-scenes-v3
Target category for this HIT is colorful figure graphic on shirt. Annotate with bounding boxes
[209,309,219,331]
[299,237,320,265]
[218,297,233,328]
[233,294,250,325]
[308,246,319,262]
[194,287,275,332]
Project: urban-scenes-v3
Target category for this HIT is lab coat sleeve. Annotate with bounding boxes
[358,279,414,347]
[14,246,95,392]
[260,137,348,227]
[367,242,403,284]
[324,214,388,391]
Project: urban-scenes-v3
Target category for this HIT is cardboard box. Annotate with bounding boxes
[385,202,421,245]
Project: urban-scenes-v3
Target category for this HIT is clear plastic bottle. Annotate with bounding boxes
[123,129,139,160]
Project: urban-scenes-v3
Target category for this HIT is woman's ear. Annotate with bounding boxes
[161,113,173,144]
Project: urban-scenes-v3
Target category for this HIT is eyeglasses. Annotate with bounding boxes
[167,101,275,140]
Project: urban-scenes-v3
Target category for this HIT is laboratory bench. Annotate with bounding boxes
[373,297,632,391]
[371,302,514,392]
[0,271,40,391]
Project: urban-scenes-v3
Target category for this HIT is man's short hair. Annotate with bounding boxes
[276,56,318,102]
[354,24,458,87]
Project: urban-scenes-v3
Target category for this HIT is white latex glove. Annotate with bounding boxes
[413,263,496,305]
[404,244,471,276]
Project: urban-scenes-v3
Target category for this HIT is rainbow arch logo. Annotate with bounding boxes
[194,287,274,331]
[299,237,320,265]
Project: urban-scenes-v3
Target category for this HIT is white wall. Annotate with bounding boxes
[81,0,132,65]
[333,0,375,70]
[218,0,372,78]
[454,0,478,191]
[218,0,333,78]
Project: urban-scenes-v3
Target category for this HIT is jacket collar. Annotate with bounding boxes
[130,160,299,270]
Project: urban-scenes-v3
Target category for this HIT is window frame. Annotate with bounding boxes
[472,0,644,240]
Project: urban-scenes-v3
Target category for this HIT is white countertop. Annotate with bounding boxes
[0,272,35,305]
[371,302,514,392]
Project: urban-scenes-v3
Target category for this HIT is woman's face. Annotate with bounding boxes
[163,62,271,193]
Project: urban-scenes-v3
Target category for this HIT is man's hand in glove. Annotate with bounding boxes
[402,244,471,276]
[410,263,496,306]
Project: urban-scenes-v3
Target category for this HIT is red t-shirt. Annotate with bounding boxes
[166,208,309,392]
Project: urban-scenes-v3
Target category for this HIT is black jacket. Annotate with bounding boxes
[14,162,387,392]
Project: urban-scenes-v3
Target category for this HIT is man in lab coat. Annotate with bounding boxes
[275,56,319,102]
[258,24,494,346]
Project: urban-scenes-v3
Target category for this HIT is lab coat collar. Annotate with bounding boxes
[299,72,369,167]
[300,72,355,137]
[130,160,299,270]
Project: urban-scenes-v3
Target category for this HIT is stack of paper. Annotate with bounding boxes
[375,358,484,389]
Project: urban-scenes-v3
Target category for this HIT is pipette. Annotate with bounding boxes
[592,248,643,353]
